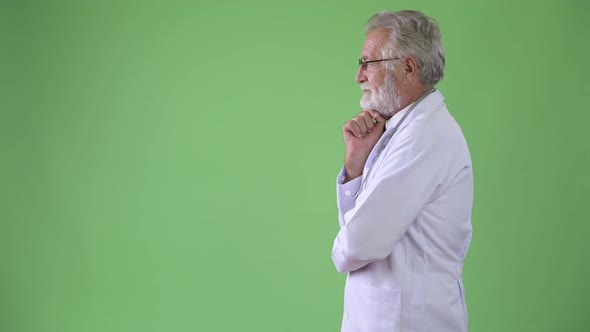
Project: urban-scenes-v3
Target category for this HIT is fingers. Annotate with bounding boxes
[343,120,363,138]
[355,116,368,135]
[363,109,385,126]
[357,113,372,133]
[343,111,381,138]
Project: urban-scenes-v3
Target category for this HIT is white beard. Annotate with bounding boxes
[360,75,401,118]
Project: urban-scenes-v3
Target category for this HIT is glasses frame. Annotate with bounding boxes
[358,58,400,71]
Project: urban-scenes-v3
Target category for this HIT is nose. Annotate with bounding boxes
[355,65,366,84]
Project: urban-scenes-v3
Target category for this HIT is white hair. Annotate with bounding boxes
[365,10,445,86]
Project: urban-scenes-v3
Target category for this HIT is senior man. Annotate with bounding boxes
[332,10,473,332]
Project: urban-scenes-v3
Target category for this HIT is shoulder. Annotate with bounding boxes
[391,107,469,161]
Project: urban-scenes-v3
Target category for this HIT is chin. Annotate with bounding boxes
[377,109,393,118]
[360,98,373,110]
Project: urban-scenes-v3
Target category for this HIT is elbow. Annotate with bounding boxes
[331,245,369,274]
[333,242,393,274]
[334,261,348,274]
[332,251,353,274]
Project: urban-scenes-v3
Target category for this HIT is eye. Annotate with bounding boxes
[358,59,367,71]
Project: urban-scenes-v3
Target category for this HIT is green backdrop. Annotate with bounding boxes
[2,0,589,331]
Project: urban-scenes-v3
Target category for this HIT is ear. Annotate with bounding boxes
[401,56,419,84]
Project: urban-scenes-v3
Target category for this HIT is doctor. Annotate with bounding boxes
[332,10,473,332]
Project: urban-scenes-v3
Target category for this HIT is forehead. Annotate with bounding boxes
[361,28,390,59]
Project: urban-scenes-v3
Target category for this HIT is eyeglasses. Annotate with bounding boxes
[358,58,400,71]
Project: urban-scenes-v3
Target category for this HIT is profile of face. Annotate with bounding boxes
[356,29,402,118]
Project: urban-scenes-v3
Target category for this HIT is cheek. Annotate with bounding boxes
[369,77,384,93]
[367,71,385,91]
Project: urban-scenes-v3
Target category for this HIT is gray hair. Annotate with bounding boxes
[365,10,445,86]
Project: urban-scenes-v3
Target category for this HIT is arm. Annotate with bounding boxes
[336,168,362,228]
[334,110,385,228]
[331,124,447,273]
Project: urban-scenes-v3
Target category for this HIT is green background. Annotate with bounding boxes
[2,0,589,331]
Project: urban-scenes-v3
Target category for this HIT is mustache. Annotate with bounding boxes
[360,83,372,91]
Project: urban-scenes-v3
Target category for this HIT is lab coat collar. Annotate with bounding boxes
[385,89,444,130]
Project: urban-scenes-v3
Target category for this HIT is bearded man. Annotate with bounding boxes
[332,10,474,332]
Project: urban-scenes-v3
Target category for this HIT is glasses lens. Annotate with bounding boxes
[359,59,367,71]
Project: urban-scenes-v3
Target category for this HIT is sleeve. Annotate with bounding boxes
[335,167,362,228]
[331,124,448,273]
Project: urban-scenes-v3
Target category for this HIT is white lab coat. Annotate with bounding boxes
[332,90,473,332]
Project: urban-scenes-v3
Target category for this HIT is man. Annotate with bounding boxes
[332,10,473,332]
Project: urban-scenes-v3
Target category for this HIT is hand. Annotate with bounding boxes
[342,110,386,182]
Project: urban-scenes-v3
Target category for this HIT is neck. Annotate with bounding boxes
[387,85,434,119]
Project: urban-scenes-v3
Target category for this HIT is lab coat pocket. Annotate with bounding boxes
[360,284,401,332]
